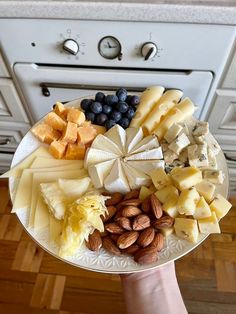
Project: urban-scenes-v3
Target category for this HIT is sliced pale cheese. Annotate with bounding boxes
[125,147,163,161]
[141,89,183,134]
[104,159,130,193]
[88,159,115,189]
[122,161,151,190]
[130,134,159,154]
[176,97,195,118]
[49,215,62,244]
[84,147,118,169]
[1,146,52,178]
[30,157,84,169]
[127,160,165,175]
[130,86,165,127]
[58,177,91,199]
[125,127,143,154]
[91,134,123,156]
[164,123,183,143]
[34,196,49,231]
[104,124,126,153]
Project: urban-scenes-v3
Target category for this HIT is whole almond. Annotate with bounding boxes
[102,236,121,256]
[105,222,125,234]
[133,214,150,231]
[119,198,142,208]
[134,247,158,265]
[153,216,175,229]
[105,192,123,206]
[137,227,155,247]
[99,230,109,237]
[114,209,123,221]
[102,206,117,222]
[150,233,164,251]
[117,231,139,249]
[124,190,140,200]
[150,194,163,219]
[86,230,102,251]
[141,196,151,213]
[116,217,132,231]
[109,234,120,242]
[122,206,142,218]
[122,244,140,255]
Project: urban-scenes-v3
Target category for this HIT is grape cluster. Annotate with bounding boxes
[80,88,140,130]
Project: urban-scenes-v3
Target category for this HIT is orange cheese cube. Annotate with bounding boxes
[44,112,66,131]
[49,140,67,159]
[91,124,106,135]
[31,123,61,144]
[65,143,86,160]
[81,120,92,127]
[67,108,85,125]
[53,102,66,119]
[77,125,97,144]
[61,121,77,143]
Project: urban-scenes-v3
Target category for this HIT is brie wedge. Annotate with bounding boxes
[88,159,116,189]
[126,127,143,153]
[125,147,163,161]
[91,134,123,156]
[130,134,159,154]
[84,147,118,168]
[122,161,151,189]
[104,124,126,153]
[104,159,130,193]
[127,160,165,175]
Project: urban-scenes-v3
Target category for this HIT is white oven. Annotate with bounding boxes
[0,19,235,124]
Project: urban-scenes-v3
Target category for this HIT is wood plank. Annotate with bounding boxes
[215,260,236,292]
[0,303,58,314]
[0,214,23,241]
[185,300,236,314]
[0,184,10,213]
[0,279,34,305]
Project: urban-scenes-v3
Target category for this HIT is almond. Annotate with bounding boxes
[105,222,125,234]
[133,214,150,231]
[124,190,140,200]
[122,206,142,218]
[105,192,123,206]
[119,198,142,208]
[122,244,140,255]
[86,230,102,251]
[150,233,164,251]
[102,206,117,222]
[134,247,158,265]
[109,234,120,242]
[116,217,132,231]
[137,227,155,247]
[150,194,163,219]
[117,231,139,249]
[141,196,151,213]
[153,216,175,229]
[99,230,109,237]
[102,236,121,256]
[114,209,123,221]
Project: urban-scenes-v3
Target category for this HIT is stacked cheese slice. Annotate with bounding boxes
[84,125,164,193]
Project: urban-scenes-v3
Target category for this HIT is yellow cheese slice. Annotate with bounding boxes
[1,146,52,178]
[49,215,62,244]
[30,157,84,169]
[176,97,195,118]
[141,89,183,135]
[34,196,50,231]
[130,86,164,127]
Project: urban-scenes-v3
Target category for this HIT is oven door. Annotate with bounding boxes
[14,63,213,123]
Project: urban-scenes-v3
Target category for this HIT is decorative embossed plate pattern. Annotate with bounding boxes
[9,101,229,274]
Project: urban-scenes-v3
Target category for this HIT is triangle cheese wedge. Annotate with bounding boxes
[88,159,115,189]
[122,161,151,190]
[125,127,143,154]
[84,147,118,169]
[127,160,165,175]
[104,124,126,154]
[125,147,163,161]
[104,159,130,193]
[91,134,123,156]
[130,134,159,154]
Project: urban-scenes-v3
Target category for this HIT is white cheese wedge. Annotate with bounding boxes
[88,159,115,189]
[122,161,151,190]
[127,160,164,175]
[209,194,232,220]
[164,123,183,143]
[104,159,130,193]
[198,212,221,234]
[195,179,216,203]
[174,218,199,243]
[203,170,224,184]
[104,124,126,153]
[91,134,123,156]
[58,177,91,200]
[130,134,159,154]
[177,187,200,215]
[84,147,118,169]
[188,144,208,168]
[125,127,143,154]
[168,133,190,155]
[193,196,212,219]
[125,147,163,161]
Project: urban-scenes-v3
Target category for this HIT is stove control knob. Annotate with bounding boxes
[63,39,79,55]
[141,42,157,60]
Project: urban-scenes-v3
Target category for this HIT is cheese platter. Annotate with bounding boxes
[3,86,231,273]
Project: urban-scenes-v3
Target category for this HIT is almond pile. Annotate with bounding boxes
[86,190,175,265]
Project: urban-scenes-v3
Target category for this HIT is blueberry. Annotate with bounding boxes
[90,101,103,114]
[116,88,127,102]
[118,117,130,129]
[95,113,108,125]
[126,95,133,104]
[102,105,112,115]
[105,94,118,106]
[105,119,116,130]
[129,95,140,106]
[126,107,135,120]
[95,92,105,103]
[81,98,93,111]
[85,111,95,122]
[116,101,128,113]
[110,111,122,122]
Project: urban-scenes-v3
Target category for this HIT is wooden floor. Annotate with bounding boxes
[0,178,236,314]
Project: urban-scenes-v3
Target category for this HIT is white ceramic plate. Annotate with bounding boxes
[9,100,229,274]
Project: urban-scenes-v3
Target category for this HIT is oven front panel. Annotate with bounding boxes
[14,63,213,123]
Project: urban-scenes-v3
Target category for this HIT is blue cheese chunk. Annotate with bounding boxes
[163,149,178,164]
[168,133,190,155]
[164,123,183,143]
[188,144,208,168]
[203,170,224,184]
[200,149,217,170]
[192,121,209,136]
